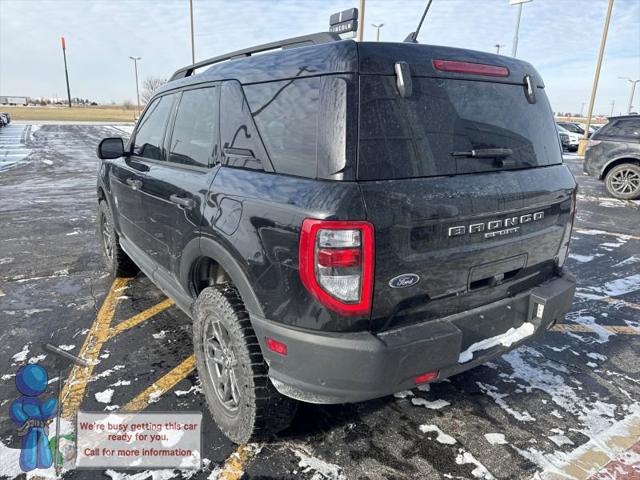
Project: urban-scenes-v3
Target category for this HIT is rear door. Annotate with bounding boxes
[139,85,220,282]
[357,73,576,332]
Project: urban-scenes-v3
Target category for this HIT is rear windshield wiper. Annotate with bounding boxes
[451,148,513,159]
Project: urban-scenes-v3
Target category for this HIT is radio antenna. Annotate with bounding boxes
[404,0,434,43]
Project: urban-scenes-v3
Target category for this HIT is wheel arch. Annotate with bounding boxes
[600,156,640,179]
[186,237,265,318]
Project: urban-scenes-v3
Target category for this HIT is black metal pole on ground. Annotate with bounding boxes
[61,37,72,108]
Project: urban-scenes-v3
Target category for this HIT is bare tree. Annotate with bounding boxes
[123,100,134,110]
[141,76,167,105]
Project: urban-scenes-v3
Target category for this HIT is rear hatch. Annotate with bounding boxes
[356,43,576,332]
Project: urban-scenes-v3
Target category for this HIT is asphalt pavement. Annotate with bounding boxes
[0,124,638,480]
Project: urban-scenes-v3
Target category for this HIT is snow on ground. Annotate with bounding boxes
[420,424,457,444]
[292,448,346,480]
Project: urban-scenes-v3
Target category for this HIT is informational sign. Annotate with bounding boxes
[509,0,532,4]
[329,8,358,36]
[76,411,202,469]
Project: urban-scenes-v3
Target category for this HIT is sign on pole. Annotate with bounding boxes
[329,8,358,38]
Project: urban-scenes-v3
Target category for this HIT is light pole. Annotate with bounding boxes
[619,77,640,114]
[357,0,366,41]
[610,100,615,117]
[129,56,141,118]
[510,0,532,58]
[189,0,195,64]
[495,44,505,54]
[371,23,384,41]
[578,0,615,156]
[580,102,585,117]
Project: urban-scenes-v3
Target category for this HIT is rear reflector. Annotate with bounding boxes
[433,59,509,77]
[415,371,438,384]
[318,248,361,268]
[266,337,288,356]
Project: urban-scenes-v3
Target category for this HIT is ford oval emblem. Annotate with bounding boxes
[389,274,420,289]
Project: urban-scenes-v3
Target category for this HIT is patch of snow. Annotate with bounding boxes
[417,384,431,392]
[586,362,597,368]
[95,388,114,404]
[393,390,414,399]
[420,424,457,444]
[293,448,345,480]
[564,312,614,343]
[548,433,574,447]
[613,256,640,268]
[484,433,507,445]
[477,382,535,422]
[109,379,131,387]
[411,398,450,410]
[1,373,15,381]
[455,449,495,479]
[12,344,30,363]
[459,323,535,363]
[58,344,75,351]
[586,352,607,361]
[568,253,595,263]
[28,354,47,363]
[153,330,167,340]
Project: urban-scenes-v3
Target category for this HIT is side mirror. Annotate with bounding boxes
[97,137,125,160]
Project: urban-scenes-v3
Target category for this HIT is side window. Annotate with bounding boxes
[220,81,268,171]
[168,87,218,167]
[244,77,320,178]
[132,96,174,160]
[606,119,640,139]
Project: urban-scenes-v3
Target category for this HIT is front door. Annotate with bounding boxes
[110,95,174,251]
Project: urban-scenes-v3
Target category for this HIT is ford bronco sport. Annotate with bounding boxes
[96,32,577,443]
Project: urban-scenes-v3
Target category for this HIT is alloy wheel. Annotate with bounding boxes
[610,167,640,196]
[204,317,240,413]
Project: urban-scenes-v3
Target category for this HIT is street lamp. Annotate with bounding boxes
[510,0,532,57]
[371,23,384,42]
[619,77,640,114]
[129,56,141,119]
[494,44,505,54]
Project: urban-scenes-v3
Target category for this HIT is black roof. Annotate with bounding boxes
[608,114,639,120]
[156,34,544,95]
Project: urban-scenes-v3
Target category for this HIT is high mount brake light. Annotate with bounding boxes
[433,59,509,77]
[299,219,374,316]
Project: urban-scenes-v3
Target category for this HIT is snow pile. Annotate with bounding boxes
[459,323,535,363]
[419,424,457,445]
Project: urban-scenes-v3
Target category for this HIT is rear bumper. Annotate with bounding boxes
[252,272,576,404]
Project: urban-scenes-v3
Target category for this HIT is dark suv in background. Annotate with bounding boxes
[584,115,640,200]
[96,33,577,443]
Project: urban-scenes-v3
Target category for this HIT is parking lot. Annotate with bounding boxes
[0,123,638,479]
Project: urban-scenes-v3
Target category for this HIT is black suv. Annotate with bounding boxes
[96,33,577,443]
[584,115,640,200]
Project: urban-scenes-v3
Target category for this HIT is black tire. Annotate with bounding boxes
[97,200,139,277]
[193,285,297,443]
[604,163,640,200]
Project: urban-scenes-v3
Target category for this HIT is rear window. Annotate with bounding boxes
[358,76,563,180]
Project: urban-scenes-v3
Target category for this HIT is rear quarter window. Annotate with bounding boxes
[597,118,640,140]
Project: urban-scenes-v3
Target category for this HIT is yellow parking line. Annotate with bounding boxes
[61,277,131,419]
[108,298,174,339]
[598,295,640,311]
[121,354,196,412]
[218,444,261,480]
[551,323,640,336]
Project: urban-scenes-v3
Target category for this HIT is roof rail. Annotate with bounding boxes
[169,32,341,81]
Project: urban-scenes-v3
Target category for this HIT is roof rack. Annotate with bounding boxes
[169,32,341,81]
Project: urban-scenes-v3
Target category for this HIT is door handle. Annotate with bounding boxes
[126,178,143,189]
[169,194,195,210]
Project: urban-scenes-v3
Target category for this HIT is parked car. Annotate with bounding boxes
[557,124,580,151]
[0,112,11,124]
[0,113,8,127]
[95,33,577,443]
[557,121,590,138]
[584,115,640,199]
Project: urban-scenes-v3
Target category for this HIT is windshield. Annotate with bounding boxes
[358,76,562,180]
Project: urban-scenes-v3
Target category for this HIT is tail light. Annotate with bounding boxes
[556,189,577,268]
[299,219,374,316]
[433,59,509,77]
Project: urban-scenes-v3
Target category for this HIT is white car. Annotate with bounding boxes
[556,124,580,152]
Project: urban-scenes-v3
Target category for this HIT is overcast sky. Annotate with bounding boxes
[1,0,639,114]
